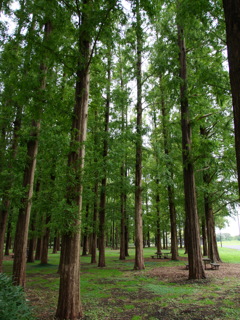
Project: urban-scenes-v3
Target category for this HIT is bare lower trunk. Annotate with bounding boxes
[156,192,161,253]
[55,12,90,316]
[120,167,127,260]
[27,237,36,263]
[56,233,82,320]
[41,215,51,264]
[98,50,111,267]
[91,183,98,264]
[35,237,42,260]
[201,218,208,257]
[204,196,221,262]
[177,25,205,279]
[5,220,12,255]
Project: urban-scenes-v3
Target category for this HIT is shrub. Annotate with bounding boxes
[0,273,33,320]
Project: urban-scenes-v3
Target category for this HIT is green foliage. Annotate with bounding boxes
[0,273,33,320]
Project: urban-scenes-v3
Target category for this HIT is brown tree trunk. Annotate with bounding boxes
[12,21,52,286]
[204,193,221,262]
[82,204,89,256]
[52,234,60,254]
[119,49,128,260]
[91,182,98,264]
[134,0,144,270]
[223,0,240,196]
[40,215,51,264]
[91,110,99,264]
[179,227,183,249]
[5,220,12,255]
[125,223,129,257]
[27,237,36,263]
[160,92,178,260]
[12,120,40,286]
[201,217,208,257]
[177,25,205,279]
[98,50,111,268]
[35,237,42,260]
[155,191,162,253]
[120,181,127,260]
[55,6,90,317]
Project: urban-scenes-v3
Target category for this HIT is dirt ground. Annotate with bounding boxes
[144,256,240,281]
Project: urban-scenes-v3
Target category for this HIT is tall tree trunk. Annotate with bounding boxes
[119,53,128,260]
[12,21,52,286]
[55,5,90,317]
[134,0,144,271]
[223,0,240,196]
[91,110,99,264]
[177,25,205,279]
[98,50,111,268]
[160,88,178,260]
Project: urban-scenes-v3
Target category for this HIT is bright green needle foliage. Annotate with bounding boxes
[0,273,34,320]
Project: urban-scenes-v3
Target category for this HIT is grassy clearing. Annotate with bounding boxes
[2,244,240,319]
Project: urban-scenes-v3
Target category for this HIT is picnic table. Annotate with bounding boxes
[210,262,220,270]
[202,257,211,270]
[150,251,163,259]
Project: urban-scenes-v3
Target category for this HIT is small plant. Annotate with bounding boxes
[0,273,33,320]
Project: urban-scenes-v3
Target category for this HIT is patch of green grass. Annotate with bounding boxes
[3,246,240,320]
[124,304,135,310]
[145,283,196,296]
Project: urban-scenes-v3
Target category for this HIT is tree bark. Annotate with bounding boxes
[12,120,40,286]
[12,21,52,286]
[177,25,205,279]
[160,89,178,260]
[134,0,145,271]
[201,217,208,257]
[155,189,162,253]
[55,4,90,316]
[91,182,98,264]
[35,237,42,260]
[98,49,111,268]
[223,0,240,196]
[40,214,51,264]
[119,54,128,260]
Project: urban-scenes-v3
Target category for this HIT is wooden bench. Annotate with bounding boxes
[210,263,220,270]
[185,263,189,270]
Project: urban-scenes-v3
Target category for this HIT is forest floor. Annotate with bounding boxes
[3,247,240,320]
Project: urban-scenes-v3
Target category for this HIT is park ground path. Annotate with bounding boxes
[222,245,240,250]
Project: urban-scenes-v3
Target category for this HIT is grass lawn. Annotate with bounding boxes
[2,242,240,320]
